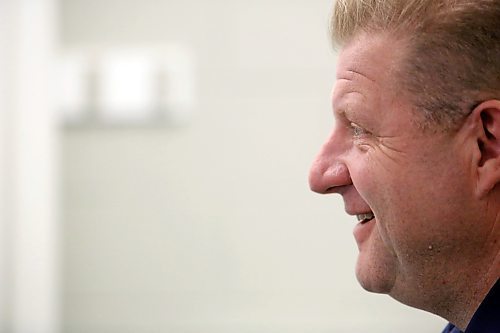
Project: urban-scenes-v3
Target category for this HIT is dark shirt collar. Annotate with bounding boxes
[442,278,500,333]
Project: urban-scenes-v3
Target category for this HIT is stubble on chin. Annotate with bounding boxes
[354,231,398,294]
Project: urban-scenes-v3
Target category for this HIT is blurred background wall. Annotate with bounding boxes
[1,0,446,332]
[0,0,59,332]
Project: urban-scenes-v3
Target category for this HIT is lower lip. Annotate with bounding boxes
[353,218,376,246]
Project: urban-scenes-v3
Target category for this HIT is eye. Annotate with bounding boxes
[350,122,369,138]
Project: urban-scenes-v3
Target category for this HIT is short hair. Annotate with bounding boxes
[331,0,500,130]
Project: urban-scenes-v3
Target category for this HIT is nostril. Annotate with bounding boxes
[308,172,336,194]
[325,186,337,193]
[309,160,352,194]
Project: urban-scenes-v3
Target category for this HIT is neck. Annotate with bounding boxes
[430,248,499,330]
[391,241,499,330]
[442,265,498,330]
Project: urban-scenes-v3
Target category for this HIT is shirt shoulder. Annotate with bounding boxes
[465,278,500,333]
[442,323,463,333]
[442,279,499,333]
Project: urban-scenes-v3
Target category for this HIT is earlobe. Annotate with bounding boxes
[472,100,500,198]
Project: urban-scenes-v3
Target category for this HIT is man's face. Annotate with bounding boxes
[309,32,484,302]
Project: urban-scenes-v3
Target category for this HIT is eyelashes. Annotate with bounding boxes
[349,122,370,138]
[349,122,374,152]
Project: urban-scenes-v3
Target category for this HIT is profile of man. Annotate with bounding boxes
[309,0,499,332]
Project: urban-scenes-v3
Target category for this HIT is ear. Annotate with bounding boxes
[471,100,500,198]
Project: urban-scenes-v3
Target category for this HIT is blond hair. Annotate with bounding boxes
[331,0,500,130]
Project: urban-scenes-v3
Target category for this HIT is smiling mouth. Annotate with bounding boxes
[356,212,375,224]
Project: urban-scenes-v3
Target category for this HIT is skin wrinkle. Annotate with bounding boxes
[346,68,377,83]
[310,29,500,330]
[337,66,407,160]
[378,137,405,155]
[321,2,500,329]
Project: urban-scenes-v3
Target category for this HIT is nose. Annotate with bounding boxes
[308,130,352,194]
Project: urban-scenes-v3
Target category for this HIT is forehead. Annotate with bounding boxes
[337,32,399,81]
[333,32,406,113]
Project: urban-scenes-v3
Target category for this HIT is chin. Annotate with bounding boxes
[355,251,397,294]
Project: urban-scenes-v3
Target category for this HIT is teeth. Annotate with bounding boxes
[356,213,374,222]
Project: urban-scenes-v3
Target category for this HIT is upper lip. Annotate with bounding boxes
[339,187,374,222]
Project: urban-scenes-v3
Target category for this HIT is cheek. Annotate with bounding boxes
[352,143,479,263]
[350,161,400,246]
[376,167,467,255]
[353,159,421,250]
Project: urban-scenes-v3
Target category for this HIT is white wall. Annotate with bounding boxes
[60,0,446,332]
[0,1,8,330]
[0,0,60,332]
